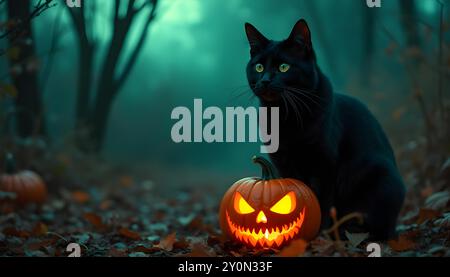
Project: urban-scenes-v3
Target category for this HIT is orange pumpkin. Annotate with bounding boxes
[0,153,47,205]
[219,156,321,248]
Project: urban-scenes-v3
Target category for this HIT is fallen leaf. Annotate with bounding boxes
[420,186,434,199]
[251,248,277,256]
[388,235,416,252]
[402,229,421,240]
[156,232,177,251]
[177,243,216,257]
[108,248,127,257]
[416,209,441,224]
[72,191,90,203]
[146,235,160,242]
[83,212,106,230]
[310,237,335,255]
[178,214,196,226]
[173,237,190,250]
[26,239,55,251]
[73,233,90,244]
[345,231,369,248]
[131,245,160,254]
[31,222,48,237]
[434,213,450,228]
[441,158,450,175]
[187,216,204,230]
[99,200,112,210]
[230,251,242,257]
[207,235,223,246]
[276,239,308,257]
[428,245,446,255]
[425,191,450,211]
[25,250,47,257]
[3,227,30,238]
[118,228,141,240]
[128,252,148,257]
[119,176,134,187]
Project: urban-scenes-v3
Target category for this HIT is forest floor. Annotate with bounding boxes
[0,142,449,257]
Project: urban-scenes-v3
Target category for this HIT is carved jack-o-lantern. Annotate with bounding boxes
[219,156,321,248]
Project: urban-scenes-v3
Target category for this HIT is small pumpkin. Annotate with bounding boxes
[219,156,321,248]
[0,153,47,205]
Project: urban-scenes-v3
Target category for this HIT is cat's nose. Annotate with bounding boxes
[260,79,271,87]
[259,73,272,88]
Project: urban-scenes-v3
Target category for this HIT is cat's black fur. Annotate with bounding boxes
[245,19,406,240]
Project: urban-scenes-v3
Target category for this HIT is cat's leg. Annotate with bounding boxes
[311,177,334,230]
[338,159,406,240]
[364,170,405,240]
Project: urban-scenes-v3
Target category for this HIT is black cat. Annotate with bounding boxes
[245,19,405,240]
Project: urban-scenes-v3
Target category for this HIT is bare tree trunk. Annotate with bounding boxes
[66,0,158,153]
[91,86,115,152]
[66,5,94,150]
[7,0,45,138]
[399,0,421,50]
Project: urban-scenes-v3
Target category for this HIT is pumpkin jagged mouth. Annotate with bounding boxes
[226,207,306,248]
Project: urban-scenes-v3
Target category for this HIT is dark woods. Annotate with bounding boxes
[1,0,159,153]
[0,0,448,257]
[65,0,158,152]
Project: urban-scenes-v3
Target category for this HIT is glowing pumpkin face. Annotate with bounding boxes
[219,157,321,248]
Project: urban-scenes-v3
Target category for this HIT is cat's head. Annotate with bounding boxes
[245,20,327,112]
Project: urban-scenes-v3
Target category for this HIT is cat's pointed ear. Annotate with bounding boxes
[288,19,312,50]
[245,23,269,56]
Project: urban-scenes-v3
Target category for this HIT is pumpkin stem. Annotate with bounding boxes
[252,156,279,180]
[5,152,16,174]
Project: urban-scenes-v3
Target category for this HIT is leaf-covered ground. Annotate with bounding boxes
[0,143,449,257]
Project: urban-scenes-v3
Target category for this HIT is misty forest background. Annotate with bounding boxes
[0,0,449,257]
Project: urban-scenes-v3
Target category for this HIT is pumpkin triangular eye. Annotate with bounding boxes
[234,192,255,214]
[270,191,296,214]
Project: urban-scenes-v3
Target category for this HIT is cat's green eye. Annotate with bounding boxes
[279,63,290,73]
[255,64,264,73]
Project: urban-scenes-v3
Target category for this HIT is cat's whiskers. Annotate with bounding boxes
[284,92,304,129]
[280,94,290,121]
[284,87,325,108]
[270,85,322,109]
[289,93,313,116]
[285,86,323,99]
[226,85,257,105]
[228,84,256,98]
[289,93,308,128]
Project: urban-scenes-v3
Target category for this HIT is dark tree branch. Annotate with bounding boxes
[40,9,64,93]
[6,0,48,137]
[0,0,55,40]
[64,0,160,152]
[116,0,158,91]
[399,0,422,49]
[65,2,94,128]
